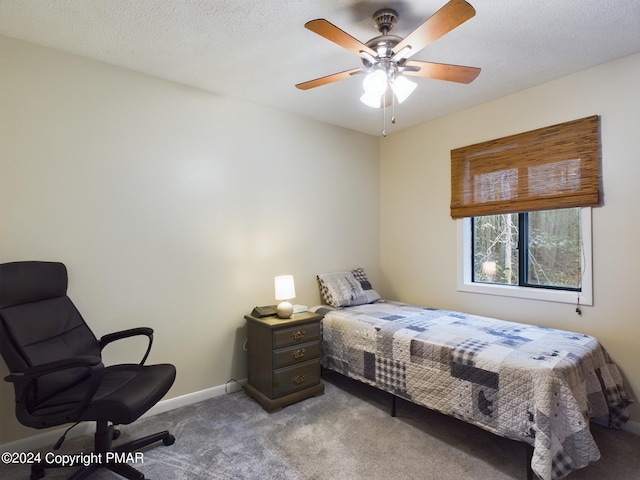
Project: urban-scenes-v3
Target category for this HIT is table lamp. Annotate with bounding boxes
[274,275,296,319]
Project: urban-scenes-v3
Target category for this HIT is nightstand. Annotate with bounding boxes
[244,311,325,412]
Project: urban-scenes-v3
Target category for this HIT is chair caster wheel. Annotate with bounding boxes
[163,434,175,446]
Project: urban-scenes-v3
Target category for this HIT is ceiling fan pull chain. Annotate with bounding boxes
[391,87,397,125]
[382,91,387,137]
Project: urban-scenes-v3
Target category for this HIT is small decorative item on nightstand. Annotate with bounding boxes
[244,311,324,412]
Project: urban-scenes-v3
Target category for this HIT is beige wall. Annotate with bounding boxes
[0,36,380,444]
[380,52,640,422]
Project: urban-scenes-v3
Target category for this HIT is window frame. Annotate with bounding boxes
[457,207,593,305]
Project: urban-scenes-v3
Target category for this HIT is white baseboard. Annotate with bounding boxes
[141,378,245,419]
[0,378,246,454]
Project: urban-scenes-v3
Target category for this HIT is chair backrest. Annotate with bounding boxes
[0,261,101,418]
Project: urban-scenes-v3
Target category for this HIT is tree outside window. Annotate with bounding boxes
[472,207,582,291]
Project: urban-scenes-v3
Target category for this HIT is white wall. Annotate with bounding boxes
[380,52,640,421]
[0,35,380,444]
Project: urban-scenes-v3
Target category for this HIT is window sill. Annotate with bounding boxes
[456,280,592,306]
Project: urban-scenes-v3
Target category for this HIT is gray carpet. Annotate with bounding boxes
[2,371,639,479]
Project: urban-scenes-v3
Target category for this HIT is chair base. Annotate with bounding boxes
[30,421,175,480]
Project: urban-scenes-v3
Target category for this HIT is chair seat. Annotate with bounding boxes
[33,363,176,425]
[83,363,177,424]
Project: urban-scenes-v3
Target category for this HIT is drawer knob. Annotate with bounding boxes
[291,330,306,340]
[291,374,306,385]
[291,349,306,359]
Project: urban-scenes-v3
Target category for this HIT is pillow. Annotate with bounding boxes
[317,268,381,308]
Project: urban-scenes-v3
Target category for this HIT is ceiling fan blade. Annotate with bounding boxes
[394,0,476,59]
[296,67,364,90]
[305,19,377,57]
[403,61,480,84]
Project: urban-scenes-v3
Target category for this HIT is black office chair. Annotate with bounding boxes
[0,261,177,480]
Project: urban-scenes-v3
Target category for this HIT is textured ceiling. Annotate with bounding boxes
[1,0,640,136]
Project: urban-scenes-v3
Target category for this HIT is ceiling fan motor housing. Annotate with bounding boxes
[365,35,402,60]
[365,9,402,64]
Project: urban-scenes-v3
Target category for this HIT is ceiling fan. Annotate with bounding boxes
[296,0,481,111]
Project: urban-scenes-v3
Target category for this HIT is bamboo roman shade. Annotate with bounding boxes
[450,115,601,219]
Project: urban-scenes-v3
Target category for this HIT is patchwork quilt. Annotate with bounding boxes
[320,301,632,480]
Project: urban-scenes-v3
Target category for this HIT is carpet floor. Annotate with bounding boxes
[2,370,639,479]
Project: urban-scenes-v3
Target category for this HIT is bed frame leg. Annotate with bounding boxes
[391,394,396,417]
[526,443,534,480]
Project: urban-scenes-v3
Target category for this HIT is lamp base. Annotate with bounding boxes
[276,301,293,319]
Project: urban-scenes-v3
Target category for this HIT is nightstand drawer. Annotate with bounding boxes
[273,322,320,348]
[272,359,320,397]
[273,340,320,369]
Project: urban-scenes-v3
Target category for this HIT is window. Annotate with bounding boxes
[451,116,600,306]
[457,208,592,305]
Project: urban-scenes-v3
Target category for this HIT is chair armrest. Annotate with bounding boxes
[5,356,104,427]
[4,355,102,383]
[99,327,154,365]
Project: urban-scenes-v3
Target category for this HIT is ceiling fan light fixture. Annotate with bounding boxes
[362,69,388,96]
[360,91,382,108]
[392,75,417,104]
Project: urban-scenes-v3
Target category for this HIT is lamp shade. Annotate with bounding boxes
[391,75,417,104]
[274,275,296,301]
[360,91,383,108]
[362,69,388,96]
[360,70,388,108]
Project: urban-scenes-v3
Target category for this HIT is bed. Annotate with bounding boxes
[314,269,633,480]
